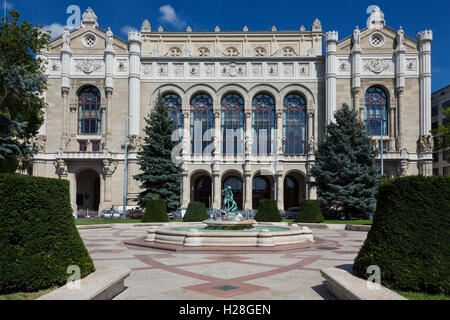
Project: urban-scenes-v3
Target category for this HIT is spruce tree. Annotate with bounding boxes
[310,104,380,220]
[134,93,182,213]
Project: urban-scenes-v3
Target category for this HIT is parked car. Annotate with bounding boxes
[101,209,122,219]
[285,207,300,219]
[127,208,144,220]
[171,208,186,220]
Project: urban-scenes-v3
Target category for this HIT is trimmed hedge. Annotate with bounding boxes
[294,200,325,223]
[255,200,282,222]
[0,174,95,294]
[183,202,209,222]
[141,199,169,222]
[354,176,450,295]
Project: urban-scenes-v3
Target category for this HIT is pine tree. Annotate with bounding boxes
[310,104,381,220]
[134,93,182,213]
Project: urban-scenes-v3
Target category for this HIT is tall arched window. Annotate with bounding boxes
[252,93,275,155]
[191,94,213,155]
[78,86,101,135]
[365,87,388,136]
[221,93,244,155]
[283,93,306,155]
[164,93,183,141]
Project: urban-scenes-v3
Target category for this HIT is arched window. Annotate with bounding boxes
[164,93,183,141]
[283,94,306,155]
[190,94,213,155]
[78,86,101,135]
[193,176,212,208]
[221,94,244,155]
[252,93,275,155]
[252,176,271,209]
[365,87,388,136]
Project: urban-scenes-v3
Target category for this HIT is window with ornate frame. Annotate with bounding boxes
[221,94,244,155]
[283,93,306,155]
[190,94,214,155]
[252,93,275,155]
[365,87,388,136]
[78,86,102,135]
[164,93,183,141]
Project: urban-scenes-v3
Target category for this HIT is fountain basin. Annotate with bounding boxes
[145,222,314,247]
[203,219,256,231]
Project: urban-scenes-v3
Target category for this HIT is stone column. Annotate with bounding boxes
[60,28,71,146]
[276,174,284,211]
[213,109,221,157]
[276,110,283,155]
[128,31,142,136]
[351,27,362,116]
[396,89,404,150]
[181,171,190,207]
[417,30,433,176]
[105,88,113,146]
[307,110,314,153]
[244,169,252,210]
[325,31,338,124]
[182,110,190,158]
[212,163,221,209]
[418,30,433,137]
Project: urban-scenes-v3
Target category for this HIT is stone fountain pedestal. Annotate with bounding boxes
[203,219,256,231]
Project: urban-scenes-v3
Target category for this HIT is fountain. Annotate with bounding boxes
[139,188,314,249]
[203,186,256,231]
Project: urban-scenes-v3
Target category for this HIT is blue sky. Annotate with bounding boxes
[4,0,450,90]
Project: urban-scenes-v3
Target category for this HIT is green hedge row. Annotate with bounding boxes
[0,174,95,294]
[142,199,169,222]
[255,200,282,222]
[294,200,325,223]
[354,176,450,295]
[183,202,209,222]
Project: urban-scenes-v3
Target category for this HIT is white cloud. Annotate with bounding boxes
[42,23,66,39]
[121,25,138,35]
[158,4,186,29]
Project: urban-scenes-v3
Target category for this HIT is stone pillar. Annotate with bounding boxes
[181,110,190,162]
[276,174,284,211]
[395,30,406,151]
[351,27,362,116]
[213,109,221,157]
[181,171,190,207]
[105,88,113,145]
[417,30,433,176]
[244,169,252,210]
[325,31,338,124]
[418,30,432,137]
[60,27,71,145]
[212,163,221,209]
[245,110,252,154]
[276,110,283,155]
[128,31,142,136]
[307,110,314,153]
[104,27,115,147]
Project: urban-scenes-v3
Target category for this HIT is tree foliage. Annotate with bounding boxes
[0,10,50,162]
[134,93,182,212]
[432,108,450,163]
[310,104,381,219]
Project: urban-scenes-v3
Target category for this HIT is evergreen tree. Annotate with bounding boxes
[310,104,381,220]
[134,93,182,213]
[432,108,450,163]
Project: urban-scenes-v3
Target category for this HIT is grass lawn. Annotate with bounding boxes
[0,287,57,300]
[394,290,450,300]
[76,219,141,225]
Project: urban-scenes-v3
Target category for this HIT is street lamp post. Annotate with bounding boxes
[122,116,130,219]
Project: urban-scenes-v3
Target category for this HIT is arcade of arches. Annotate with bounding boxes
[190,171,306,211]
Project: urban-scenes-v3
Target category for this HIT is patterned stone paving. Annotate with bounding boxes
[79,226,368,300]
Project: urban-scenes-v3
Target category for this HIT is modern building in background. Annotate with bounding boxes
[32,6,434,213]
[431,85,450,176]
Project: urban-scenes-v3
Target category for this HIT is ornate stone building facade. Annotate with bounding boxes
[34,6,434,213]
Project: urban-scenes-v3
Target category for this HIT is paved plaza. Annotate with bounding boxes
[79,225,368,300]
